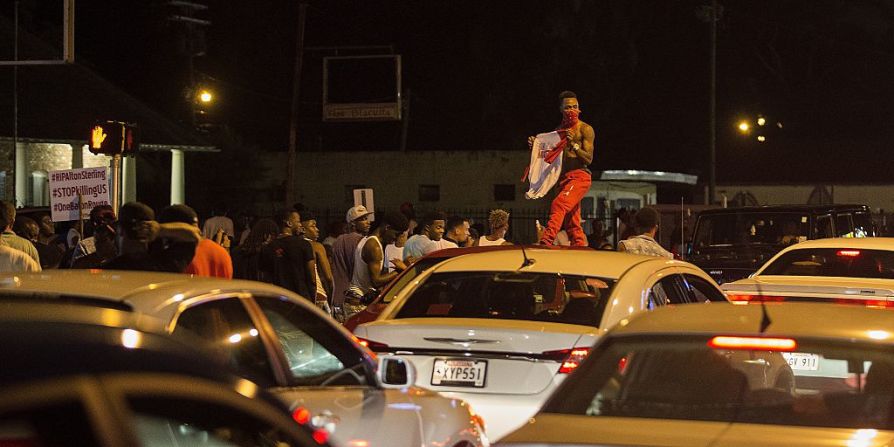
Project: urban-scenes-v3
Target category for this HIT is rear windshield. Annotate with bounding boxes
[548,336,894,430]
[394,271,616,327]
[380,257,445,304]
[694,212,808,247]
[761,248,894,279]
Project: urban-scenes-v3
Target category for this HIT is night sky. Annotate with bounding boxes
[6,0,894,183]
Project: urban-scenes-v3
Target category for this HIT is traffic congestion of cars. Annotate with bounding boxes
[3,205,894,446]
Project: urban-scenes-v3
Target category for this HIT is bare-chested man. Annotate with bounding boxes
[530,90,595,246]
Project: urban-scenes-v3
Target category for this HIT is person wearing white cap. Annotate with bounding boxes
[330,205,373,320]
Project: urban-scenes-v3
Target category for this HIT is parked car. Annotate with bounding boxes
[688,204,874,284]
[0,300,329,447]
[353,248,727,439]
[722,237,894,306]
[0,270,487,447]
[499,302,894,446]
[345,245,593,331]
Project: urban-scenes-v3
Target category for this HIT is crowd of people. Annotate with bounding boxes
[0,197,676,320]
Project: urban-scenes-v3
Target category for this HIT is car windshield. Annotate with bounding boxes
[694,212,808,247]
[394,271,616,327]
[760,248,894,279]
[547,335,894,430]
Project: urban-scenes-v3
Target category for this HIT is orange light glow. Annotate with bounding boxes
[726,294,786,304]
[708,336,797,351]
[292,407,311,425]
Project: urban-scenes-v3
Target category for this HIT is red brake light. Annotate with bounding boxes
[708,336,797,351]
[312,428,330,444]
[292,406,311,425]
[726,294,786,305]
[544,347,591,374]
[833,298,894,309]
[618,356,629,374]
[837,250,861,257]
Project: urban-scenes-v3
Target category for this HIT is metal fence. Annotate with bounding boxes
[305,206,554,245]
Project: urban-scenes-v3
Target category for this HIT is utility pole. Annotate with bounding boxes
[708,0,718,205]
[286,2,308,206]
[697,1,722,204]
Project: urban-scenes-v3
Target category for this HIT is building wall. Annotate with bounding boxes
[718,184,894,212]
[268,150,543,211]
[0,141,113,206]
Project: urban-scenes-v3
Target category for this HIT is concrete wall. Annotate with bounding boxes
[270,150,545,211]
[718,184,894,212]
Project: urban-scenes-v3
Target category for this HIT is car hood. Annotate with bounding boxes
[271,385,484,447]
[498,414,894,446]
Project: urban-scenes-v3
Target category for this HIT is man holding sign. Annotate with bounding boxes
[527,91,595,246]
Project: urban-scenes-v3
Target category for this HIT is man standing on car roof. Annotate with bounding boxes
[529,91,595,246]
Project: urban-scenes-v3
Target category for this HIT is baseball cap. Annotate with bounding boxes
[118,202,154,227]
[158,204,199,226]
[346,205,373,223]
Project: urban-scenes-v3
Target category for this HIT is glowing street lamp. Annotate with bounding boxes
[198,89,214,104]
[737,121,750,133]
[757,135,766,142]
[757,117,766,126]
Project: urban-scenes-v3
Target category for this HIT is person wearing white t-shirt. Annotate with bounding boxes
[440,215,470,249]
[384,230,407,272]
[403,211,446,262]
[476,209,512,246]
[0,239,40,272]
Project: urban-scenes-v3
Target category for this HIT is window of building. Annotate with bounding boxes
[419,184,440,202]
[494,184,515,202]
[30,171,48,207]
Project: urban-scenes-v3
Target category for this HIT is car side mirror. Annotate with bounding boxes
[377,356,416,389]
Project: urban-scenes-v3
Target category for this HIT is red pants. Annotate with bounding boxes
[540,169,591,246]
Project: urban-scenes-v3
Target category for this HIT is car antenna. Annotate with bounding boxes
[756,281,772,333]
[517,245,536,270]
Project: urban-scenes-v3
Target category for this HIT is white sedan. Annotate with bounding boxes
[500,302,894,446]
[0,270,487,447]
[353,248,727,439]
[723,237,894,306]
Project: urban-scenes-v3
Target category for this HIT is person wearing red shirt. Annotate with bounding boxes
[159,204,233,279]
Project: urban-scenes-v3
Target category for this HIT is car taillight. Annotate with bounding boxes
[726,294,786,305]
[312,428,330,445]
[543,347,591,373]
[708,335,797,351]
[833,298,894,309]
[837,250,861,257]
[292,406,311,425]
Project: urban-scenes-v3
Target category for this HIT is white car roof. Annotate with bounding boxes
[429,248,685,279]
[610,302,894,344]
[0,270,298,323]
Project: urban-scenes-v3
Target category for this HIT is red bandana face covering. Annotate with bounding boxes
[559,109,581,130]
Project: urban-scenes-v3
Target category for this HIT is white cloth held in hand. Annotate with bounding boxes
[525,131,563,200]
